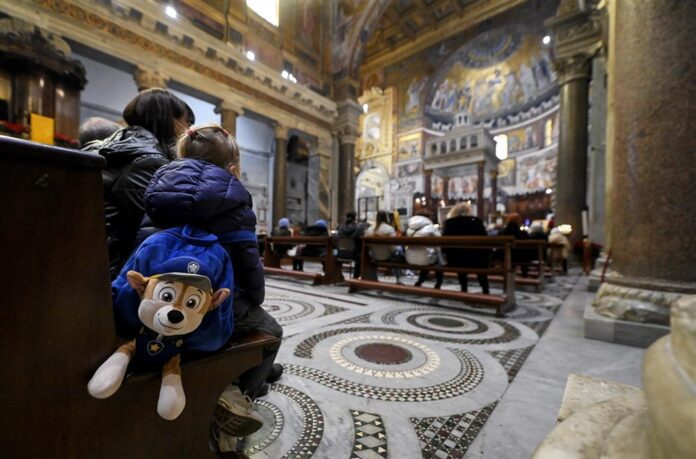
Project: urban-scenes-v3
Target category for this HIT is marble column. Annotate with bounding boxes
[547,0,603,244]
[272,124,289,227]
[476,161,485,219]
[214,101,243,137]
[554,58,590,244]
[587,57,607,245]
[133,67,168,91]
[442,176,450,204]
[338,132,357,219]
[593,0,696,327]
[490,169,498,220]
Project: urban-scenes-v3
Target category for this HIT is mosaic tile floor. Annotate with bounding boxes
[238,271,579,458]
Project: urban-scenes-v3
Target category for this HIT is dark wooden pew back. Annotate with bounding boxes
[263,235,345,284]
[0,136,278,458]
[349,236,516,316]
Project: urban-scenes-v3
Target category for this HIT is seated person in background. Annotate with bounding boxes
[294,219,329,271]
[78,117,122,147]
[336,211,370,278]
[442,203,491,294]
[529,223,548,241]
[406,213,444,289]
[142,124,283,449]
[500,213,532,276]
[548,227,572,274]
[271,217,293,257]
[365,210,403,283]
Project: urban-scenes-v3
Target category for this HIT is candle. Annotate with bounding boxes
[581,209,589,237]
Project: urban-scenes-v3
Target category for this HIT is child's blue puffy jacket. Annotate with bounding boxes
[143,159,265,313]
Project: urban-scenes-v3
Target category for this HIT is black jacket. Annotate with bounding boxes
[83,126,171,279]
[442,216,491,268]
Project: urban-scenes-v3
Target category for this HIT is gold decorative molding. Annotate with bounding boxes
[134,67,168,91]
[1,0,336,131]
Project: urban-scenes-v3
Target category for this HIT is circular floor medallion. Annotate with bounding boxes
[355,343,413,365]
[427,317,465,328]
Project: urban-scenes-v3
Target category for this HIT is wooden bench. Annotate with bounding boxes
[0,136,279,458]
[347,236,516,316]
[263,235,345,285]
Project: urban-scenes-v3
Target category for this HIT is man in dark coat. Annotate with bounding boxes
[442,203,491,294]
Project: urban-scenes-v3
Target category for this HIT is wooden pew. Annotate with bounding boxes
[347,236,516,316]
[0,136,279,458]
[263,235,345,285]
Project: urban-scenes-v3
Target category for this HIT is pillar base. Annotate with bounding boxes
[592,275,696,326]
[584,303,669,348]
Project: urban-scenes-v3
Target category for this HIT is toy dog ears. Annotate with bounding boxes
[209,288,231,311]
[126,271,149,297]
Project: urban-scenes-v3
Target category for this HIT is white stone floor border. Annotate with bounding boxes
[466,276,645,458]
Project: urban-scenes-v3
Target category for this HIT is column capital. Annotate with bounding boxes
[215,100,244,116]
[546,0,604,85]
[133,67,168,91]
[274,124,290,140]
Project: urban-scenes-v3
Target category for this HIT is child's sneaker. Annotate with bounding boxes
[214,385,263,437]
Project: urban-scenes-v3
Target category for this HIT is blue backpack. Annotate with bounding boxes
[112,225,252,352]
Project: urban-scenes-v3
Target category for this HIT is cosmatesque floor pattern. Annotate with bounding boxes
[237,270,579,458]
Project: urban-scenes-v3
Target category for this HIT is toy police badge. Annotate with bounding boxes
[148,339,164,355]
[187,261,200,274]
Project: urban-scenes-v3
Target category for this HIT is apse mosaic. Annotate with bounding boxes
[241,272,579,458]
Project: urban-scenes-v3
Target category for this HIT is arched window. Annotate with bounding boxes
[450,139,457,151]
[469,134,478,148]
[460,137,467,149]
[440,141,447,153]
[246,0,279,26]
[494,134,508,160]
[430,143,438,155]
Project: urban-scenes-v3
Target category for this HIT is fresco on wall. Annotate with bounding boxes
[448,175,479,199]
[518,150,556,191]
[397,134,421,161]
[497,158,516,187]
[296,0,321,50]
[425,27,556,120]
[432,175,444,198]
[397,161,421,178]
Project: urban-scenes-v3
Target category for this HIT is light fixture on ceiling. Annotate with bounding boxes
[245,50,256,61]
[542,35,551,45]
[281,70,289,79]
[545,188,553,195]
[165,5,177,19]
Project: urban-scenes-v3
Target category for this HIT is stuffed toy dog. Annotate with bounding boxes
[88,257,230,420]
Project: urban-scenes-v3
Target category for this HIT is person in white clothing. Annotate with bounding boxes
[405,214,443,288]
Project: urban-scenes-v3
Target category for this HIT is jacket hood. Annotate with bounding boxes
[145,159,255,233]
[84,126,169,164]
[407,215,433,231]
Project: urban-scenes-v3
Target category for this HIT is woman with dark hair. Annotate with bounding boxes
[83,88,194,278]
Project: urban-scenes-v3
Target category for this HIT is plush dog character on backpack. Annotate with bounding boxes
[88,257,230,420]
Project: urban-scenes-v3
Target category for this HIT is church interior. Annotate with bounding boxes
[1,0,694,458]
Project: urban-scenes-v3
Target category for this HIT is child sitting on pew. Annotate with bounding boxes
[143,124,283,451]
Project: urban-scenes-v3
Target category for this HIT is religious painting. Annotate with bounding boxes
[497,158,516,187]
[518,150,556,191]
[247,38,282,70]
[396,161,421,178]
[403,75,427,116]
[448,175,479,199]
[397,134,421,161]
[506,121,542,154]
[296,0,320,50]
[425,27,556,120]
[431,175,444,198]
